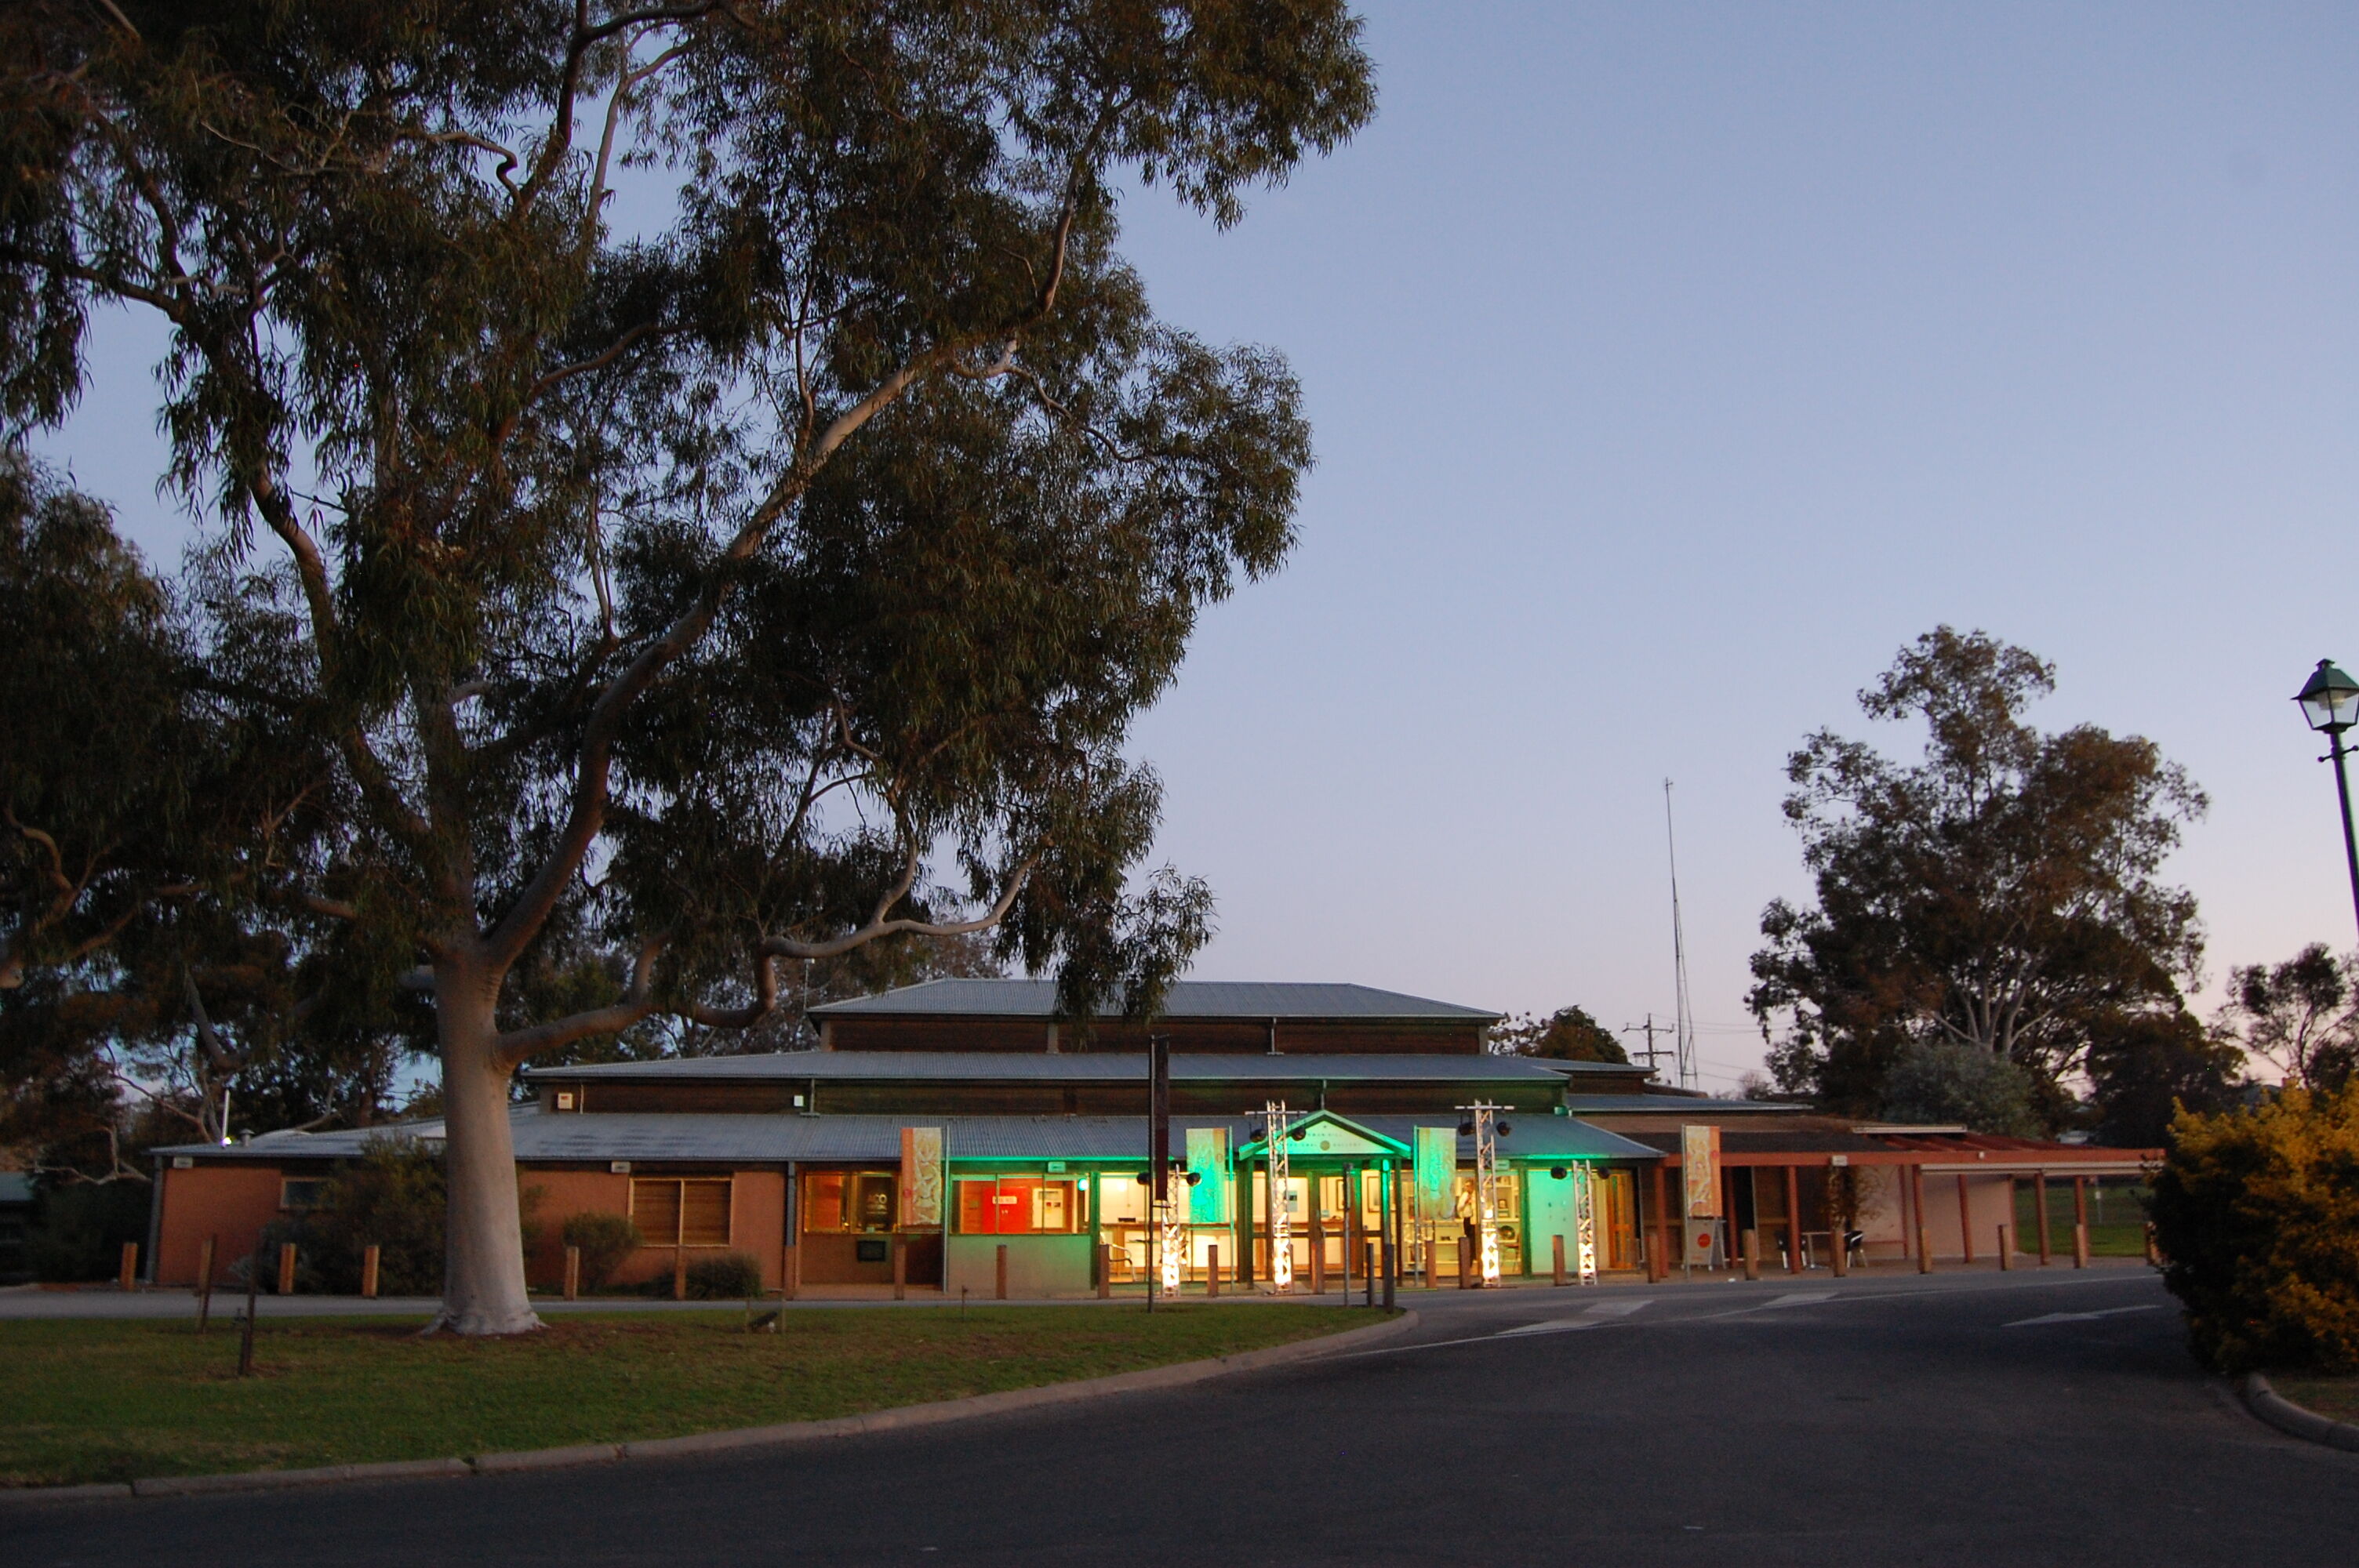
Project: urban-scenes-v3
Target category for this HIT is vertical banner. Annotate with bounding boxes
[1681,1124,1721,1218]
[1413,1126,1458,1226]
[1573,1164,1599,1284]
[899,1126,943,1229]
[1186,1127,1230,1223]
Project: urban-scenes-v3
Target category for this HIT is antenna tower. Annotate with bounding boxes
[1664,779,1698,1091]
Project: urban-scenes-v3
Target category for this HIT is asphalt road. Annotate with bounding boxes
[12,1265,2357,1566]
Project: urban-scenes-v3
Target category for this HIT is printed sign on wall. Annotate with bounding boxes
[1413,1125,1458,1225]
[1185,1126,1230,1223]
[900,1126,943,1228]
[1681,1123,1721,1219]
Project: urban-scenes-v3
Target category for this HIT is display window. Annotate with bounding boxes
[956,1176,1088,1234]
[802,1170,898,1233]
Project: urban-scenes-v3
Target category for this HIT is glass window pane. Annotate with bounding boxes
[854,1173,896,1232]
[804,1171,846,1232]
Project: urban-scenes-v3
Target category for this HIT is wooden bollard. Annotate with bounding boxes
[995,1242,1009,1300]
[560,1245,578,1301]
[2073,1222,2089,1269]
[1207,1243,1221,1298]
[2145,1222,2161,1267]
[1830,1230,1848,1277]
[1997,1224,2013,1270]
[1552,1234,1567,1287]
[1365,1242,1377,1306]
[197,1235,218,1333]
[892,1236,907,1301]
[119,1241,139,1292]
[362,1243,383,1299]
[1741,1228,1761,1281]
[276,1242,296,1296]
[1096,1243,1110,1298]
[237,1248,260,1377]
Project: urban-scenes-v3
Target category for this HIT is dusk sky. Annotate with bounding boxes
[39,3,2359,1091]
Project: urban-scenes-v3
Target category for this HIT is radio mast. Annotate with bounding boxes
[1664,779,1698,1091]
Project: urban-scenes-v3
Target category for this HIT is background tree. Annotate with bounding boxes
[0,2,1374,1332]
[1748,627,2206,1122]
[2214,944,2359,1091]
[1877,1038,2041,1135]
[1488,1004,1628,1064]
[2085,1006,2245,1148]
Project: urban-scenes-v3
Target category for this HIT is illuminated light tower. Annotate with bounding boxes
[2294,658,2359,944]
[1458,1103,1508,1286]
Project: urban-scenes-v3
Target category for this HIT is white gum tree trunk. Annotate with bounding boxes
[433,960,541,1335]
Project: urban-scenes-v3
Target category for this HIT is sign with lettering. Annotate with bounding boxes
[1681,1124,1721,1219]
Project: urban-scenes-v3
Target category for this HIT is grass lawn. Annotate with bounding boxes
[2013,1181,2153,1258]
[0,1303,1373,1488]
[2273,1374,2359,1425]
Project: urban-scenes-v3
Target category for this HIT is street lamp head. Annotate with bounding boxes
[2296,659,2359,735]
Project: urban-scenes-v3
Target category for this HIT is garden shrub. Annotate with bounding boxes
[2149,1085,2359,1374]
[682,1251,765,1300]
[301,1136,446,1294]
[562,1211,641,1290]
[26,1180,151,1282]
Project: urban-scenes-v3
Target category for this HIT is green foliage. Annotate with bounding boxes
[1489,1005,1628,1064]
[2215,944,2358,1091]
[2087,1007,2245,1148]
[0,1,1373,1316]
[682,1251,765,1300]
[1750,627,2205,1119]
[1878,1040,2041,1135]
[2150,1087,2359,1374]
[24,1180,150,1283]
[560,1210,641,1290]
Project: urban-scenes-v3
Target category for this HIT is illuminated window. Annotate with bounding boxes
[801,1171,898,1233]
[630,1177,732,1246]
[955,1178,1087,1235]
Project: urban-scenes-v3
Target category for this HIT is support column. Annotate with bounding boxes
[1957,1173,1975,1264]
[1309,1172,1326,1294]
[1234,1157,1254,1287]
[1650,1160,1671,1282]
[2035,1171,2052,1265]
[2072,1175,2089,1269]
[1784,1164,1804,1274]
[1911,1164,1932,1272]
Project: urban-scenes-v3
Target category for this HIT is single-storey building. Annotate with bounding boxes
[145,981,2159,1294]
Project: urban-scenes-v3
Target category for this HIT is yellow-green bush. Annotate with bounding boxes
[2149,1086,2359,1374]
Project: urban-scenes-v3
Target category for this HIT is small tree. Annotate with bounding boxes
[1877,1040,2041,1135]
[2149,1086,2359,1374]
[561,1211,640,1290]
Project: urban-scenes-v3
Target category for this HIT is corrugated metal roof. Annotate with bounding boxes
[529,1051,1576,1083]
[806,979,1499,1021]
[159,1107,1658,1164]
[1564,1095,1812,1113]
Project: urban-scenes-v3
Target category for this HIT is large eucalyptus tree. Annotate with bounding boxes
[0,0,1372,1331]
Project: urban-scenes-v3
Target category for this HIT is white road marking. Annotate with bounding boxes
[2003,1304,2161,1328]
[1496,1318,1605,1337]
[1761,1292,1836,1308]
[1582,1298,1654,1318]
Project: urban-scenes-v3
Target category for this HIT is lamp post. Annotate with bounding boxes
[2294,658,2359,942]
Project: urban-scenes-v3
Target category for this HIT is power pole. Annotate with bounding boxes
[1622,1014,1670,1081]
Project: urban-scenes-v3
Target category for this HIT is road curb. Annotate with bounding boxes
[0,1308,1415,1505]
[2242,1372,2359,1453]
